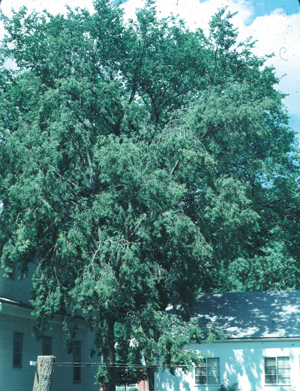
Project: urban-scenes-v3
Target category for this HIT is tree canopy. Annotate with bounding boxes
[0,1,299,390]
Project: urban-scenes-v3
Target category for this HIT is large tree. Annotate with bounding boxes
[0,1,298,390]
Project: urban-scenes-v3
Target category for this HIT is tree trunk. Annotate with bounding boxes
[147,368,155,391]
[102,319,116,391]
[32,356,56,391]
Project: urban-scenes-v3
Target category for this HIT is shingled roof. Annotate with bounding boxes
[196,290,300,339]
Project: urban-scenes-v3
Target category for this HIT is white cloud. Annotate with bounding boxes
[238,10,300,135]
[241,11,300,119]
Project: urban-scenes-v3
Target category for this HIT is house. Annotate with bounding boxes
[3,265,298,391]
[155,290,300,391]
[0,263,99,391]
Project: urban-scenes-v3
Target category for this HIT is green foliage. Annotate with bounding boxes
[0,1,299,390]
[218,241,300,292]
[218,380,242,391]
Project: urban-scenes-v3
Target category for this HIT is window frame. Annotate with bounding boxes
[42,336,53,356]
[13,332,23,368]
[264,356,290,385]
[195,357,220,385]
[73,341,82,383]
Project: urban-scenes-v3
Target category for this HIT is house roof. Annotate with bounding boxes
[196,290,300,340]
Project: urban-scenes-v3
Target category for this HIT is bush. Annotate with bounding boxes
[218,380,241,391]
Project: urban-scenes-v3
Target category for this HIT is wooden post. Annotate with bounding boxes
[32,356,56,391]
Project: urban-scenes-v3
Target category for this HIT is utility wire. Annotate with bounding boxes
[54,362,188,368]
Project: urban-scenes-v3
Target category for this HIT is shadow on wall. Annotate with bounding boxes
[225,345,292,391]
[155,342,298,391]
[224,347,263,391]
[155,367,193,391]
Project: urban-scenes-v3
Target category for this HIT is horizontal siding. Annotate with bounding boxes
[0,263,35,305]
[0,310,99,391]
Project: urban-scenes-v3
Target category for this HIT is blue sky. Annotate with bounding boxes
[249,0,298,18]
[1,0,299,138]
[240,0,299,138]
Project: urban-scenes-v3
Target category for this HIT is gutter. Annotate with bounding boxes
[0,297,87,328]
[0,296,33,310]
[198,336,300,343]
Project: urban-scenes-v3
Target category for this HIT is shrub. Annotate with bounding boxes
[218,380,241,391]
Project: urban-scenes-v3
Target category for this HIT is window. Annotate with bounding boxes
[73,341,82,383]
[8,263,16,280]
[195,358,220,385]
[42,336,52,355]
[13,333,23,368]
[264,357,290,384]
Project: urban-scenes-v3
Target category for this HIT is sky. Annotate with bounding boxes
[0,0,299,138]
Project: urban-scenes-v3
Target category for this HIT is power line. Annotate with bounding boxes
[54,361,188,368]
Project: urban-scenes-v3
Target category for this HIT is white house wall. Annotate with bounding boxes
[154,339,300,391]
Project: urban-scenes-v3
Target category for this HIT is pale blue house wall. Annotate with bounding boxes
[0,268,100,391]
[154,339,300,391]
[0,262,35,304]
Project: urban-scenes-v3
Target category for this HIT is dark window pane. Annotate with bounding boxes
[265,367,276,375]
[196,360,206,384]
[13,353,21,367]
[265,357,276,366]
[42,337,52,355]
[73,341,81,383]
[13,333,23,368]
[8,263,16,280]
[195,375,207,384]
[265,375,277,384]
[196,367,206,376]
[265,357,276,383]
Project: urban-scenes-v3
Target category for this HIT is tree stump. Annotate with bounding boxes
[32,356,56,391]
